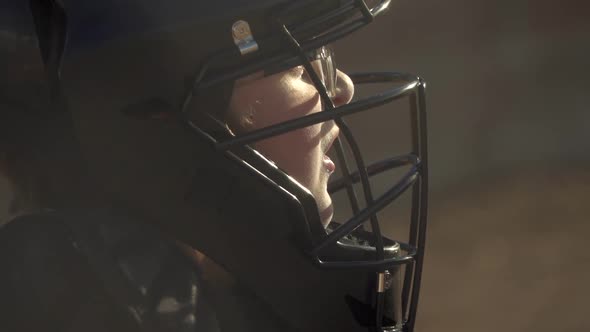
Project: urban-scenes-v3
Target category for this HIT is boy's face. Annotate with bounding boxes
[227,62,354,226]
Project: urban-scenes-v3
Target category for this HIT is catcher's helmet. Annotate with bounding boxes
[2,1,428,331]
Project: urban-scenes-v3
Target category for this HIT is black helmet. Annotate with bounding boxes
[3,1,428,331]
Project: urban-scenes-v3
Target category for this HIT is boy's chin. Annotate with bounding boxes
[319,202,334,228]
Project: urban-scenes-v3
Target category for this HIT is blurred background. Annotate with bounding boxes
[1,1,588,331]
[333,0,590,331]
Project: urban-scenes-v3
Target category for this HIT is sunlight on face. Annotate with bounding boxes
[227,66,354,226]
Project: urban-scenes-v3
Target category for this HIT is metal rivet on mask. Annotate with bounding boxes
[232,20,259,55]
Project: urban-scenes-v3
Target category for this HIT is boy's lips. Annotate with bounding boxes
[323,154,336,174]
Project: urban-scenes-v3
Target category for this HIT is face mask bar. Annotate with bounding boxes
[323,72,427,332]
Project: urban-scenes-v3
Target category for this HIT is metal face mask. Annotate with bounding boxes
[181,2,428,332]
